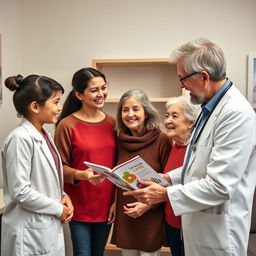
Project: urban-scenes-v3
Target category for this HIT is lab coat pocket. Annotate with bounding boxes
[23,218,55,255]
[195,211,229,250]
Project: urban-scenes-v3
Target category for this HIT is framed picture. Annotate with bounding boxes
[247,52,256,109]
[0,34,2,104]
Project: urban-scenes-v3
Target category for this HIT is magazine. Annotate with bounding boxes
[84,155,169,190]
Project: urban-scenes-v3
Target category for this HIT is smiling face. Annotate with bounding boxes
[76,76,107,109]
[121,95,147,136]
[38,90,63,125]
[164,103,193,145]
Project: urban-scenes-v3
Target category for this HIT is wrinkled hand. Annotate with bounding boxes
[159,173,172,185]
[123,201,151,219]
[107,201,116,224]
[124,180,168,205]
[60,194,74,223]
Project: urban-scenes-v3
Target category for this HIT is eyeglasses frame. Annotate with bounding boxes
[179,71,199,85]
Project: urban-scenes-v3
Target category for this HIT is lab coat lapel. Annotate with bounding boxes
[20,119,61,187]
[43,129,64,189]
[40,137,60,180]
[186,110,218,171]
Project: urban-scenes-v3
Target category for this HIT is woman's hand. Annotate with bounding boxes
[123,201,151,219]
[107,201,116,224]
[88,172,105,185]
[75,168,105,184]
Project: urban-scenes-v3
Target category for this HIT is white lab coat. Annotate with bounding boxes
[1,118,65,256]
[168,86,256,256]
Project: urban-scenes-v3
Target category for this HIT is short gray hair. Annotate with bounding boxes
[117,89,160,134]
[170,38,226,81]
[166,95,200,122]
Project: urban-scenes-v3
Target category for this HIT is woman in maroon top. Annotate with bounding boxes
[54,68,116,256]
[111,89,172,256]
[163,96,199,256]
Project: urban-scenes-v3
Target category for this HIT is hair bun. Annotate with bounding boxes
[5,74,24,91]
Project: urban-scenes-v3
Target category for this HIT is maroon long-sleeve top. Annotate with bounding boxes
[54,114,116,222]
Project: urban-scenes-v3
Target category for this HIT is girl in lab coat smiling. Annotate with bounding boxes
[1,74,73,256]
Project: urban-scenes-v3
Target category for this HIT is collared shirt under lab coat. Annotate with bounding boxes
[1,118,65,256]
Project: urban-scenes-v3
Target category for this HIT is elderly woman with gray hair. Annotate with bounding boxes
[111,89,172,256]
[163,95,199,256]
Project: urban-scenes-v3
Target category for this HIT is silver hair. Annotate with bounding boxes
[170,38,226,81]
[166,95,200,122]
[117,89,160,134]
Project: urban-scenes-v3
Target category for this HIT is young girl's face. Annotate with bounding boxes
[78,76,107,109]
[38,90,63,124]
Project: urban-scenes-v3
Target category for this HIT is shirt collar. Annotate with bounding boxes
[202,78,231,113]
[20,118,49,142]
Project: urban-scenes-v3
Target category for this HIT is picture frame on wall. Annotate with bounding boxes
[0,33,2,104]
[247,52,256,109]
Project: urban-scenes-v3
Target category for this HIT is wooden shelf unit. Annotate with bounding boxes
[92,58,183,103]
[92,57,183,128]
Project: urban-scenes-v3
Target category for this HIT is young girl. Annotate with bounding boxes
[1,74,73,256]
[54,68,116,256]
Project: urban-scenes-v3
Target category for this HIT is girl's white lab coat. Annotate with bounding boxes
[1,119,65,256]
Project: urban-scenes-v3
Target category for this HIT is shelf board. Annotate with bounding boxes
[92,58,173,70]
[105,240,170,253]
[105,244,170,253]
[106,97,171,103]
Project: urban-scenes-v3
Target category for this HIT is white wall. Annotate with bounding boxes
[20,0,256,94]
[1,0,256,187]
[0,0,23,187]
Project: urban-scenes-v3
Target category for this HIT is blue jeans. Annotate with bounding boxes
[165,223,185,256]
[69,220,111,256]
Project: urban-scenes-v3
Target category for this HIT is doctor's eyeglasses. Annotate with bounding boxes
[179,72,199,85]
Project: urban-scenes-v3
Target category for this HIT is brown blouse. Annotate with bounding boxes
[111,128,172,252]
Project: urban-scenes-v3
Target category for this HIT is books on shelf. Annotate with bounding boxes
[84,155,169,190]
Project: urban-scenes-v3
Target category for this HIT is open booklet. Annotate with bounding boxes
[84,155,169,191]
